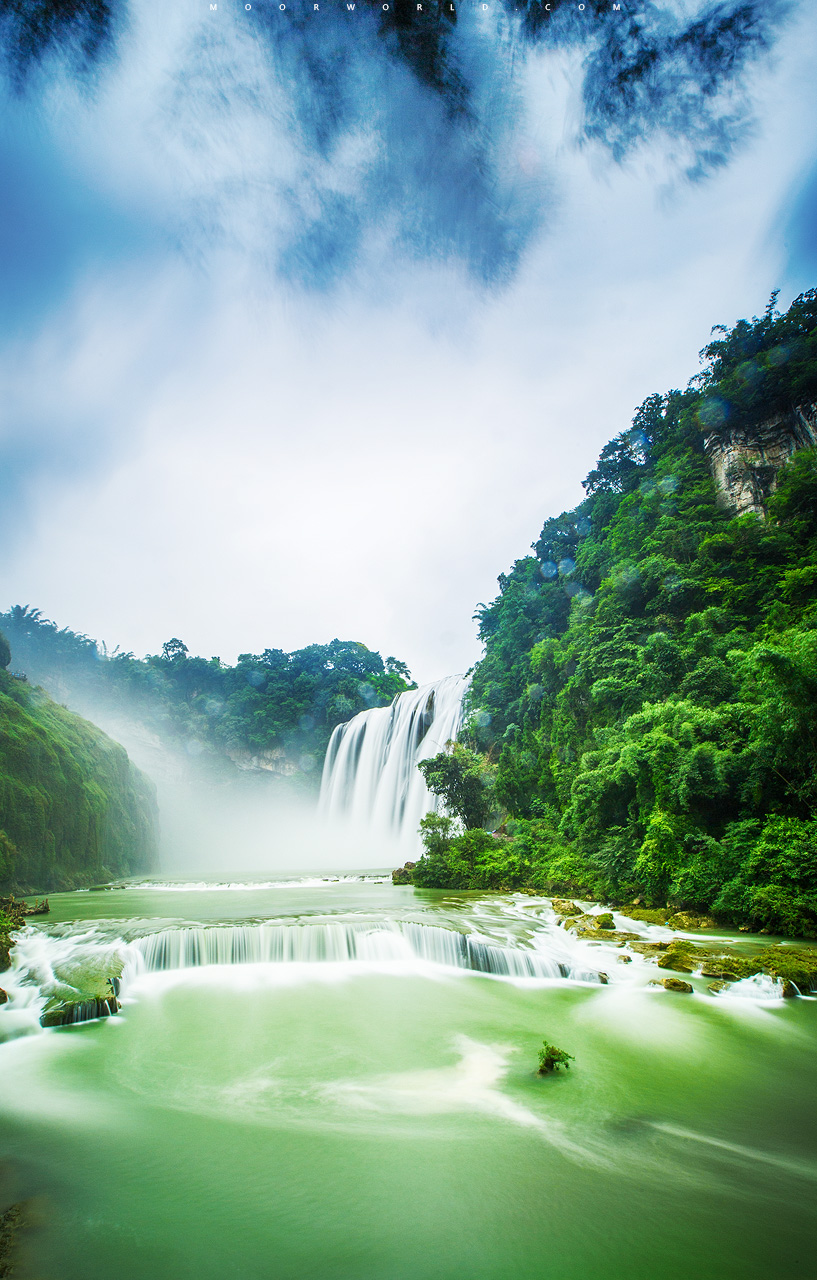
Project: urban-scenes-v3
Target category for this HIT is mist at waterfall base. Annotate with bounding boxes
[61,676,467,875]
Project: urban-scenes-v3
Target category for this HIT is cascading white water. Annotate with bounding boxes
[0,917,606,1035]
[125,921,597,982]
[319,674,469,849]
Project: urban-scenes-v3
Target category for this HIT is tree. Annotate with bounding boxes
[161,638,189,662]
[417,742,496,829]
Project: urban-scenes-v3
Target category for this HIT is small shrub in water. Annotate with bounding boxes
[538,1042,574,1074]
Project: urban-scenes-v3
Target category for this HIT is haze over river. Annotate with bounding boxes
[1,874,815,1278]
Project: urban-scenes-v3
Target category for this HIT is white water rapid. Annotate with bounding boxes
[319,675,469,850]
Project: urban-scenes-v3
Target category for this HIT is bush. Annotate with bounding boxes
[538,1042,574,1074]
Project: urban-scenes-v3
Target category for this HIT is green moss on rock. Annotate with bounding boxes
[728,946,817,991]
[551,899,583,916]
[621,906,672,925]
[657,939,709,972]
[666,912,717,930]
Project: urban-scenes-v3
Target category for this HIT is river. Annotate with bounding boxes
[1,873,815,1278]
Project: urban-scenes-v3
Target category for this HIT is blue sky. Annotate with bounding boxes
[1,0,816,682]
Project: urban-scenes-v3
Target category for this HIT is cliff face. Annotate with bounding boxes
[0,672,158,895]
[705,402,817,517]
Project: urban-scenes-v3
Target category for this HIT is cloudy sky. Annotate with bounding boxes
[1,0,816,684]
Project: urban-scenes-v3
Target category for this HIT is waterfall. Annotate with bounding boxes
[123,920,600,983]
[319,675,469,849]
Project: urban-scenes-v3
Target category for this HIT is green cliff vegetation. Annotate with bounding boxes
[0,640,158,897]
[0,615,413,783]
[407,290,817,937]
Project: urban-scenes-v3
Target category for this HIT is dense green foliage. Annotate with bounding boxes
[410,291,817,936]
[0,662,158,895]
[0,609,413,782]
[417,744,496,829]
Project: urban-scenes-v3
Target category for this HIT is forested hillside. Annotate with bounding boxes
[0,644,158,895]
[0,615,413,782]
[410,291,817,937]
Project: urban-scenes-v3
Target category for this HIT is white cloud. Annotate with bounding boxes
[3,4,817,682]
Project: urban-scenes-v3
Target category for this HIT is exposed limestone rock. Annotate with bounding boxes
[660,977,694,994]
[226,746,300,776]
[392,862,416,885]
[705,402,817,517]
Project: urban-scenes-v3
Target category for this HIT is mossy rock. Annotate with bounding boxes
[551,899,583,917]
[660,977,694,993]
[728,946,817,991]
[666,911,717,930]
[622,906,671,925]
[708,980,730,994]
[657,940,709,972]
[50,952,124,1001]
[700,962,739,981]
[594,912,615,930]
[41,995,119,1027]
[0,987,7,1004]
[39,949,124,1026]
[576,926,641,943]
[628,940,670,956]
